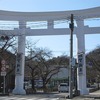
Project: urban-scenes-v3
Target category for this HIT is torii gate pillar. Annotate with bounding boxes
[12,21,26,94]
[76,20,89,95]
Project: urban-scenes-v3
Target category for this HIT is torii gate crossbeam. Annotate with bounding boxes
[0,26,100,36]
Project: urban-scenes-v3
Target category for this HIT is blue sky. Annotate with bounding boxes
[0,0,100,57]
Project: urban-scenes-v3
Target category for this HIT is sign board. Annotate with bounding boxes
[1,59,6,76]
[1,60,6,65]
[1,72,6,76]
[71,58,76,67]
[1,67,6,71]
[78,52,84,74]
[15,53,22,75]
[6,65,9,68]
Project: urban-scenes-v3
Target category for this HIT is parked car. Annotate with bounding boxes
[58,83,69,92]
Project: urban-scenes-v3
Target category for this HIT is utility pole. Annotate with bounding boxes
[69,14,74,99]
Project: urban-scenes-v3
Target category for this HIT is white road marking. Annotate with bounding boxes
[0,96,59,100]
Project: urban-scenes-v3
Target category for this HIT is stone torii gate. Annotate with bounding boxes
[0,7,100,95]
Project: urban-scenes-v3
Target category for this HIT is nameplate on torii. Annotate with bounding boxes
[16,53,22,75]
[78,52,84,74]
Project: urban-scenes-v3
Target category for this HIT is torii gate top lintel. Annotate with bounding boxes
[0,6,100,21]
[0,7,100,36]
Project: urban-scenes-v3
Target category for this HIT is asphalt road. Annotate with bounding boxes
[0,91,99,100]
[0,95,98,100]
[0,95,65,100]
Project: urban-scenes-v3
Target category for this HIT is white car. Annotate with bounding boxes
[58,83,69,92]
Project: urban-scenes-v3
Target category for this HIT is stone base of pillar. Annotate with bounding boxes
[12,88,26,95]
[80,89,89,95]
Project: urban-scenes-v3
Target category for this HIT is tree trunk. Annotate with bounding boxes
[31,79,36,93]
[43,81,48,93]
